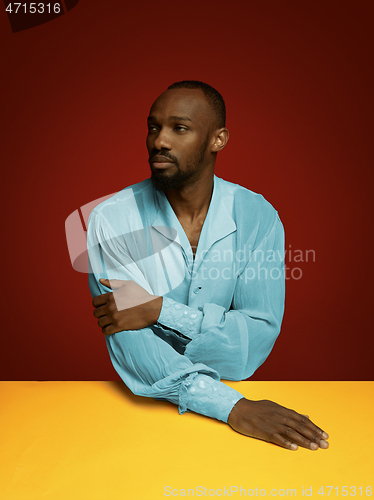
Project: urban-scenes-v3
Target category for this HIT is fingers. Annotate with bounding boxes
[93,304,108,318]
[278,413,329,450]
[97,315,112,329]
[92,286,128,335]
[92,292,111,308]
[279,424,321,450]
[282,430,329,451]
[92,302,114,333]
[93,309,117,335]
[268,422,329,451]
[102,324,116,336]
[270,433,299,451]
[264,416,329,451]
[291,412,329,441]
[318,439,329,449]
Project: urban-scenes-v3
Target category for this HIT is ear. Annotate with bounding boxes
[211,128,229,152]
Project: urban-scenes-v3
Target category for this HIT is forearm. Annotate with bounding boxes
[105,326,243,422]
[156,297,282,381]
[185,305,281,381]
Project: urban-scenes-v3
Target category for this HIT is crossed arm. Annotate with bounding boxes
[88,210,329,451]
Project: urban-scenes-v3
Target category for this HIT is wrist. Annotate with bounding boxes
[227,397,248,427]
[146,296,163,325]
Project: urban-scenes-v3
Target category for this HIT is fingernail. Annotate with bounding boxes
[310,443,318,450]
[320,440,329,449]
[291,444,298,451]
[322,432,329,439]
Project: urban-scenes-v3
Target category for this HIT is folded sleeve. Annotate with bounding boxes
[87,210,244,422]
[156,216,285,381]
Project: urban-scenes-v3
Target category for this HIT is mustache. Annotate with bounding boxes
[148,150,179,165]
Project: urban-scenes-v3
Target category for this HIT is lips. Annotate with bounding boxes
[150,155,175,169]
[150,155,174,164]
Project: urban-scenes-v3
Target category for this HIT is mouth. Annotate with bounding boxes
[150,155,175,169]
[152,162,174,169]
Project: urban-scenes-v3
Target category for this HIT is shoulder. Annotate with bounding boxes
[92,178,153,216]
[217,176,278,224]
[88,178,154,232]
[216,176,281,245]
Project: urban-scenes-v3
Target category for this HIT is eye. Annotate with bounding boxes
[147,125,158,132]
[175,125,188,132]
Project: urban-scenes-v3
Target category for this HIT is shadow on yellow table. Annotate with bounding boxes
[1,381,373,500]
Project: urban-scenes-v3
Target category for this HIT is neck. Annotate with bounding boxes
[165,169,214,224]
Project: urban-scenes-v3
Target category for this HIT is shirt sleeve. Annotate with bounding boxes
[156,296,203,341]
[87,210,244,423]
[156,215,285,381]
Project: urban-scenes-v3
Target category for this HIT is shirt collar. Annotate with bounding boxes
[150,175,237,270]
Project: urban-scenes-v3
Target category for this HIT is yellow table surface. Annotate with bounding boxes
[1,381,373,500]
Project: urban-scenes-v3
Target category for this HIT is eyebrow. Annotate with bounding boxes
[148,115,192,122]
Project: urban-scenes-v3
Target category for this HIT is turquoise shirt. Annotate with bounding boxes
[87,175,285,422]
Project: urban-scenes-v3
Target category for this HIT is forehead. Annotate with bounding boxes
[149,88,213,125]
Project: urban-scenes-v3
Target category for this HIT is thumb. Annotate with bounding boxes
[99,278,129,290]
[99,278,112,289]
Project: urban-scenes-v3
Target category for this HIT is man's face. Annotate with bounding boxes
[147,88,216,192]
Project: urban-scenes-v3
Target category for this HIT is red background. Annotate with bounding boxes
[1,0,373,381]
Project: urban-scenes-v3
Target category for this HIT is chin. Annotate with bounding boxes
[151,174,176,193]
[150,167,196,193]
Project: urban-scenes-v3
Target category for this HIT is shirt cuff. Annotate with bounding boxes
[179,373,244,423]
[157,296,203,340]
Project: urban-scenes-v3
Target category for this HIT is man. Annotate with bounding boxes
[88,81,329,451]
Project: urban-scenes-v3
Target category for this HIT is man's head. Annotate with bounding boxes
[147,81,229,193]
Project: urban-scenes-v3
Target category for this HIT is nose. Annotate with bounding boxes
[153,127,171,151]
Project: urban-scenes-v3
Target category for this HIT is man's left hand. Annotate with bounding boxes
[92,279,163,335]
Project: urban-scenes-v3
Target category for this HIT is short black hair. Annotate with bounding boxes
[167,80,226,129]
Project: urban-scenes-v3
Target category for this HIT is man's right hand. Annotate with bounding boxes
[227,398,329,451]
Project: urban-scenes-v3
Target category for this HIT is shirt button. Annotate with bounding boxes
[198,306,203,311]
[193,287,201,294]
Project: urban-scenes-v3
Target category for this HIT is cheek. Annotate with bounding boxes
[146,135,153,151]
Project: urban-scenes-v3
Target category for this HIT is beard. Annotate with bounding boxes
[149,136,209,193]
[150,164,195,193]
